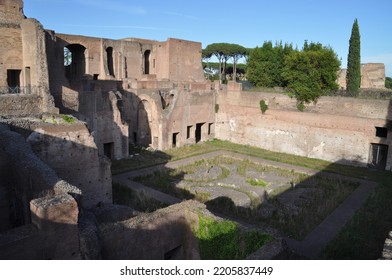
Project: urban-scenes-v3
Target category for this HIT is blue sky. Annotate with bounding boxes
[24,0,392,76]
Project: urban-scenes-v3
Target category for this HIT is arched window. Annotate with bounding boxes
[144,50,151,75]
[106,47,115,77]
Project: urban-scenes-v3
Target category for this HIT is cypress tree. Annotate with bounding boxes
[346,19,361,95]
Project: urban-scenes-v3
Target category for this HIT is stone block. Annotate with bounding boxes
[30,194,78,230]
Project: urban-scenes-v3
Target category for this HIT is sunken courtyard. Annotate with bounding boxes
[0,0,391,260]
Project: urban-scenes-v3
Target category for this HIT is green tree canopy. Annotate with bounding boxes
[346,19,361,95]
[246,41,293,87]
[282,41,340,105]
[203,43,247,81]
[386,77,392,89]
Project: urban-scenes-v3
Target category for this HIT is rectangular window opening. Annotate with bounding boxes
[103,142,114,160]
[375,127,388,138]
[7,69,21,93]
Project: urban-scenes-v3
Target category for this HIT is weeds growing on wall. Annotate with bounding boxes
[61,114,75,123]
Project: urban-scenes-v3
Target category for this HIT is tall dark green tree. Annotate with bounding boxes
[346,19,361,95]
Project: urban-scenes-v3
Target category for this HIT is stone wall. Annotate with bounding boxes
[0,124,59,229]
[99,200,204,260]
[0,193,80,260]
[0,0,24,25]
[216,88,392,169]
[337,63,386,90]
[123,84,215,150]
[0,94,42,116]
[0,123,82,259]
[0,24,23,87]
[26,121,112,208]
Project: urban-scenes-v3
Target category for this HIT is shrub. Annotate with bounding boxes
[259,99,268,114]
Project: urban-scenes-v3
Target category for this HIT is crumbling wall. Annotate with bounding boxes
[216,89,392,169]
[162,88,216,149]
[99,200,203,260]
[0,124,59,229]
[27,122,112,208]
[0,0,24,25]
[0,123,82,259]
[361,63,386,89]
[163,38,205,82]
[21,18,57,113]
[0,193,80,260]
[337,63,386,90]
[0,94,42,116]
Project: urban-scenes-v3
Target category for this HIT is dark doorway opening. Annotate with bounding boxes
[144,50,151,74]
[133,132,137,144]
[370,143,388,170]
[104,142,114,159]
[106,47,115,77]
[7,69,21,92]
[172,132,179,148]
[195,123,204,143]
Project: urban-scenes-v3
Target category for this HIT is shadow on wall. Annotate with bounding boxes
[0,123,82,259]
[99,201,202,260]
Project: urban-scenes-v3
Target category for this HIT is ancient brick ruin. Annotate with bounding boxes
[0,0,391,259]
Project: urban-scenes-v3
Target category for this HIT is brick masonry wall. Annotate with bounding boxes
[216,90,392,169]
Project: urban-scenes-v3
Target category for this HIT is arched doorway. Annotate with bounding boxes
[64,44,86,80]
[144,50,151,74]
